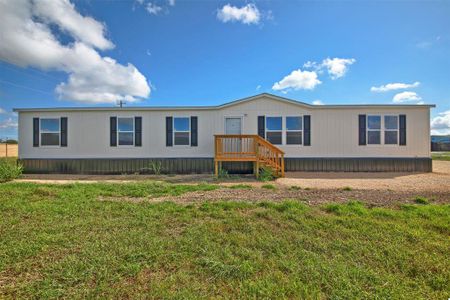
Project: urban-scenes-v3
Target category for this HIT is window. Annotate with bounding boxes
[117,117,134,146]
[40,118,60,146]
[173,117,190,145]
[367,116,381,145]
[266,117,282,145]
[367,115,381,144]
[286,116,302,145]
[384,115,399,144]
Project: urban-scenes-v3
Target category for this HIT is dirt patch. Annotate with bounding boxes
[16,161,450,196]
[278,160,450,193]
[98,186,449,207]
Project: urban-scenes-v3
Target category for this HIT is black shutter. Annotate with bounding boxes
[257,116,265,138]
[399,114,406,146]
[191,116,198,146]
[110,117,117,147]
[304,115,311,146]
[135,116,142,147]
[33,117,39,147]
[358,114,366,146]
[60,117,68,147]
[166,116,173,147]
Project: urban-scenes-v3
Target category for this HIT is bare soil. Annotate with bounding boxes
[16,161,450,206]
[98,186,449,207]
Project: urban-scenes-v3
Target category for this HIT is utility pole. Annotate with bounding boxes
[117,100,126,108]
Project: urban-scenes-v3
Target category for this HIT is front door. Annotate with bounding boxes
[225,117,242,134]
[225,117,242,154]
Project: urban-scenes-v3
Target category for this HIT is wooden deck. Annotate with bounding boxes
[214,135,285,177]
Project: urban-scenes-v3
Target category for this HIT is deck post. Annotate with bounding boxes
[281,154,285,177]
[254,137,259,178]
[214,160,218,177]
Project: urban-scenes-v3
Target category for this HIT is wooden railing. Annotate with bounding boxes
[214,135,285,177]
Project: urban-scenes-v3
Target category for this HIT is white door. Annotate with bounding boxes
[225,117,242,134]
[225,118,242,153]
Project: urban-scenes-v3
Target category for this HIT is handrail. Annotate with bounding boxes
[214,134,285,177]
[253,135,285,155]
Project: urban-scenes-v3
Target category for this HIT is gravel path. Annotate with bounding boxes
[277,161,450,192]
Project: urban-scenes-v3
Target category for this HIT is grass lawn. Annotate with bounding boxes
[432,152,450,161]
[0,182,449,298]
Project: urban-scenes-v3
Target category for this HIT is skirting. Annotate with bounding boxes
[19,157,432,174]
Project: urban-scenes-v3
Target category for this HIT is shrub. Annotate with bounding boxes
[149,161,163,175]
[0,159,23,182]
[341,186,353,191]
[414,196,430,205]
[217,168,229,179]
[258,166,275,182]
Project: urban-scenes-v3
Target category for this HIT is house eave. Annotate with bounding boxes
[12,92,436,112]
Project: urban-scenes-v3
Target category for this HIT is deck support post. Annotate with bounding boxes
[214,160,218,177]
[281,154,285,177]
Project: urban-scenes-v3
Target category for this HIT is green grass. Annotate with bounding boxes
[431,152,450,161]
[227,184,252,189]
[0,182,449,298]
[261,184,276,190]
[414,196,430,205]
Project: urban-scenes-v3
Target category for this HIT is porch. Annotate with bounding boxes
[214,134,285,178]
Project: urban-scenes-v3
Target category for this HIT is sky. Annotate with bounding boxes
[0,0,449,139]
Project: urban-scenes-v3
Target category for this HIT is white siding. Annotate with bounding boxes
[18,96,431,159]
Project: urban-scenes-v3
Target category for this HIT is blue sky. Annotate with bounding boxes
[1,0,450,139]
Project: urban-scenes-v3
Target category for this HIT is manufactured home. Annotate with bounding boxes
[14,93,434,175]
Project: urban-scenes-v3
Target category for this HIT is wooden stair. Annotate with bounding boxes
[214,135,285,178]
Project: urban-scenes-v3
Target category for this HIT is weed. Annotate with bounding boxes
[341,186,353,191]
[0,159,23,182]
[258,166,275,182]
[414,196,430,205]
[289,186,302,190]
[261,184,276,190]
[228,184,252,189]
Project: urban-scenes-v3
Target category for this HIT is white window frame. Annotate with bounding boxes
[285,116,303,146]
[384,115,399,145]
[265,116,283,145]
[173,116,191,146]
[40,117,61,147]
[366,115,382,145]
[117,117,135,147]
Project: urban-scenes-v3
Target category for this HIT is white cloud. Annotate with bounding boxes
[303,57,355,79]
[256,85,261,91]
[33,0,114,50]
[0,108,6,114]
[272,69,321,92]
[217,4,260,25]
[431,110,450,135]
[168,0,175,6]
[312,100,324,105]
[392,91,422,103]
[146,2,163,15]
[371,81,420,92]
[0,0,150,104]
[0,118,18,129]
[321,58,356,79]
